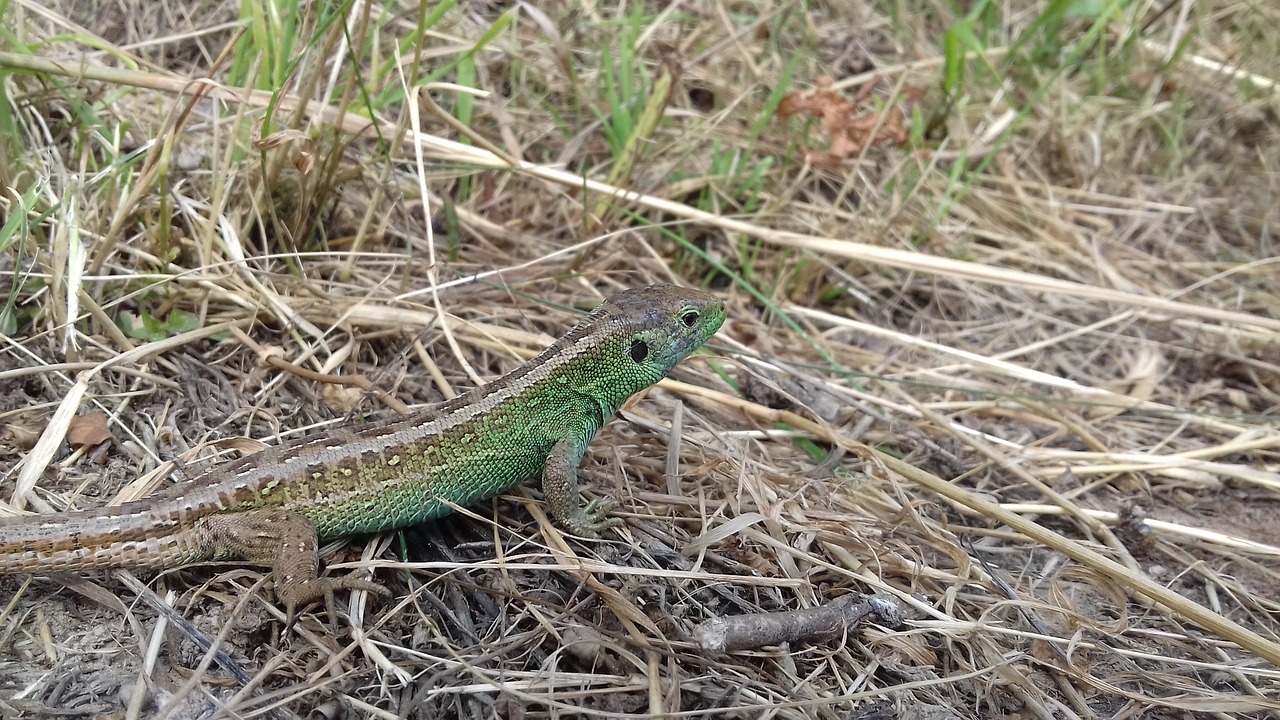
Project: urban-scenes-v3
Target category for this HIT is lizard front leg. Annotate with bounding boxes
[199,510,386,614]
[542,437,622,537]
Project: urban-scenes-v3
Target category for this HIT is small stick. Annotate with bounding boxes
[694,594,904,654]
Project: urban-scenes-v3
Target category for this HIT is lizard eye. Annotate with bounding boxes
[680,310,700,327]
[627,339,649,363]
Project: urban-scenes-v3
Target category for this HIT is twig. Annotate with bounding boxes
[693,594,904,653]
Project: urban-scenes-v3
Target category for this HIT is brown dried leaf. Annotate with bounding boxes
[723,538,783,575]
[253,128,312,151]
[1,418,44,449]
[254,129,316,175]
[776,88,854,127]
[323,384,366,414]
[67,413,113,450]
[777,78,911,164]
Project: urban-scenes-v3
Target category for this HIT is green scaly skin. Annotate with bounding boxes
[0,284,725,610]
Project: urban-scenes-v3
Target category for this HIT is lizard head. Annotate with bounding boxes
[568,283,725,412]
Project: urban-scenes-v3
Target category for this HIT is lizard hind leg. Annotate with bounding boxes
[199,510,387,617]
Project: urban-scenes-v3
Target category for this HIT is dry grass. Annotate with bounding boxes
[1,0,1278,717]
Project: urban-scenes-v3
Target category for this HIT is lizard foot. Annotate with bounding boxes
[279,574,390,626]
[562,498,623,538]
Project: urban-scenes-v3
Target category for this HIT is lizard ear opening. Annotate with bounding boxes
[627,338,650,363]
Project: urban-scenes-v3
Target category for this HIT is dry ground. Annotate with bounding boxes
[1,0,1279,718]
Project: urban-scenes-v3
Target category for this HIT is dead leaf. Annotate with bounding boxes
[254,128,316,174]
[67,413,114,450]
[323,384,366,414]
[776,76,911,163]
[0,418,44,449]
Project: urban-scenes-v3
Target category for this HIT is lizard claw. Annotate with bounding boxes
[563,498,623,538]
[280,573,390,625]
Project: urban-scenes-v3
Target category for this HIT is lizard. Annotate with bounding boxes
[0,283,725,613]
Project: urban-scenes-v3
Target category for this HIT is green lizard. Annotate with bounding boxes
[0,284,725,611]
